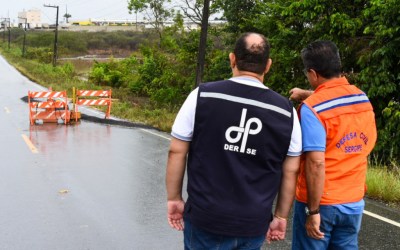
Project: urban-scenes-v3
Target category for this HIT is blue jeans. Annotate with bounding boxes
[183,217,265,250]
[292,201,363,250]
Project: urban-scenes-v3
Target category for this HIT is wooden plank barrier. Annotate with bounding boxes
[74,89,112,121]
[28,90,70,125]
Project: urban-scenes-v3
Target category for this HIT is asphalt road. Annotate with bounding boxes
[0,55,399,249]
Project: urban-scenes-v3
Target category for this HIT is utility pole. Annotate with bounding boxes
[7,18,11,50]
[19,17,27,57]
[44,4,59,67]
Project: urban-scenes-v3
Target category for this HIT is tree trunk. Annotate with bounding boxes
[195,0,210,87]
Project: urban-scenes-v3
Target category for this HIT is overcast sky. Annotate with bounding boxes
[1,0,147,23]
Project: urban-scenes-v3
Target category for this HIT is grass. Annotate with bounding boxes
[366,166,400,207]
[109,100,176,131]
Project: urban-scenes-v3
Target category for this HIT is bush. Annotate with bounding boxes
[204,50,231,82]
[58,62,75,79]
[58,31,87,54]
[25,47,53,64]
[89,55,138,88]
[26,32,54,47]
[90,64,106,84]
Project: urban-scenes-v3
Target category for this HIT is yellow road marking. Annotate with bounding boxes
[21,134,39,153]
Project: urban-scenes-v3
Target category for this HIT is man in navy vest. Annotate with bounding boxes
[166,32,302,249]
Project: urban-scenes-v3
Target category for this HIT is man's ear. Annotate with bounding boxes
[229,53,236,68]
[308,69,318,82]
[264,58,272,74]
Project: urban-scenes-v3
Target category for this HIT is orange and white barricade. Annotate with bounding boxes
[28,90,70,125]
[74,88,112,121]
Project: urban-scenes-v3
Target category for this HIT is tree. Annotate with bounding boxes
[179,0,203,25]
[357,0,400,164]
[237,0,399,165]
[128,0,146,29]
[195,0,210,86]
[213,0,257,34]
[176,0,214,86]
[128,0,173,41]
[178,0,218,25]
[63,13,71,23]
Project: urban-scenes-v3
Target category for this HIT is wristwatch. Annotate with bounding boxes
[305,207,320,216]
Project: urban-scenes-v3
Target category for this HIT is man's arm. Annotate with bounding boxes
[166,137,190,231]
[289,88,313,102]
[266,155,300,243]
[304,151,325,239]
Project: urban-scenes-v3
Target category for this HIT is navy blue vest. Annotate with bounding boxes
[184,79,294,236]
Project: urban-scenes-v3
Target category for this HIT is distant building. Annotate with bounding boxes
[18,9,41,29]
[69,18,226,31]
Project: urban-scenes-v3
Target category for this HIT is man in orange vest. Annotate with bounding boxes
[289,40,377,249]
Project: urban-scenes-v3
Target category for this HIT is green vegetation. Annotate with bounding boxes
[0,0,399,205]
[366,167,400,207]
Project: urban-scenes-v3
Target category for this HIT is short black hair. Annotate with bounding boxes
[234,32,270,75]
[301,40,341,78]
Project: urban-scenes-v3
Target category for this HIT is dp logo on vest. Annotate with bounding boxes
[224,108,262,155]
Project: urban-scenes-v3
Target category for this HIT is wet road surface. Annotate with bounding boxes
[0,55,183,249]
[0,55,399,249]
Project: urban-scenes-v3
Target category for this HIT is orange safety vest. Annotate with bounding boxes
[296,77,377,205]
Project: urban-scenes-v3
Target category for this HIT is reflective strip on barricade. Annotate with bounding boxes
[30,91,66,99]
[78,90,110,97]
[76,99,110,106]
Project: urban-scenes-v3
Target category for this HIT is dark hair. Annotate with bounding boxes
[234,32,270,74]
[301,40,341,78]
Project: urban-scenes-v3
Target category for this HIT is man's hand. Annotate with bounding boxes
[305,214,324,240]
[167,200,185,231]
[289,88,312,102]
[266,217,287,243]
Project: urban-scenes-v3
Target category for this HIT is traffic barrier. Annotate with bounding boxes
[28,90,70,125]
[74,88,112,121]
